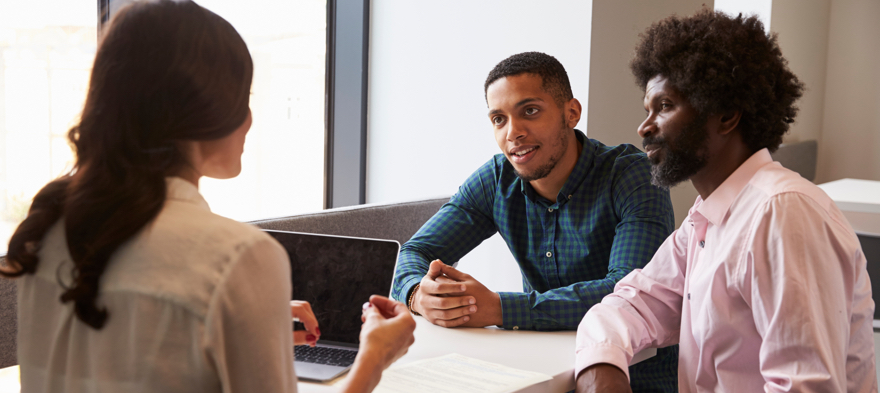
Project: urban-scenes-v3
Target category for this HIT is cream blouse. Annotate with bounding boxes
[17,177,297,392]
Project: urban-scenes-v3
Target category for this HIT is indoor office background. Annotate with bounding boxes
[0,0,879,390]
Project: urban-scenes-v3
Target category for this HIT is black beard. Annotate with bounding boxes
[643,113,709,189]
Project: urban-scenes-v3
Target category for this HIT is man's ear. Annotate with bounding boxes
[718,110,742,136]
[565,98,582,128]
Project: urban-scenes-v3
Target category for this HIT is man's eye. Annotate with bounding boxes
[492,116,504,125]
[525,107,539,115]
[660,103,672,110]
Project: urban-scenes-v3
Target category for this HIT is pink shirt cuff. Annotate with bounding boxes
[574,343,631,381]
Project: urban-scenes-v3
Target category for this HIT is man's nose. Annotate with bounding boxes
[637,115,656,139]
[506,118,526,141]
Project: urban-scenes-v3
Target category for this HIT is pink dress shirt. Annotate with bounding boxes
[575,149,877,392]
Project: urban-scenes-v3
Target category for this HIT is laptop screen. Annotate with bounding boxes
[263,230,401,345]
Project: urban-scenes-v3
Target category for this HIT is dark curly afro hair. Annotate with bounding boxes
[631,9,804,153]
[485,51,573,107]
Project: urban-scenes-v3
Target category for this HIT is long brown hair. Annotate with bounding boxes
[2,0,253,329]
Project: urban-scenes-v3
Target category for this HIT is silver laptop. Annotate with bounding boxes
[263,230,401,382]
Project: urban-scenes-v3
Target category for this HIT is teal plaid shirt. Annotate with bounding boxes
[391,130,678,392]
[392,130,674,329]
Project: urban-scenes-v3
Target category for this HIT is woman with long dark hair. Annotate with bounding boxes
[1,1,414,391]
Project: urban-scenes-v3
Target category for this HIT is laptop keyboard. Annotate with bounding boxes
[294,345,358,367]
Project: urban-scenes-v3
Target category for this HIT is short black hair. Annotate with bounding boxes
[484,52,574,106]
[631,9,804,153]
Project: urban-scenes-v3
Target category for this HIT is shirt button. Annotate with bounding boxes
[512,326,519,330]
[546,251,552,257]
[699,240,705,248]
[568,195,572,199]
[548,208,554,212]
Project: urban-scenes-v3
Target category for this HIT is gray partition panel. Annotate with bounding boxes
[250,197,449,246]
[0,257,17,368]
[769,140,818,182]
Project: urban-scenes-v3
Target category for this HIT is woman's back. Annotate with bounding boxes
[18,178,296,392]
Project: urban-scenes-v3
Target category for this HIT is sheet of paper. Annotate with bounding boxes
[372,353,552,393]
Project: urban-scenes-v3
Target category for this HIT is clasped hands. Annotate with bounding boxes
[410,259,503,328]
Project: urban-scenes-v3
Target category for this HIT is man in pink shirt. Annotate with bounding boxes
[575,9,877,393]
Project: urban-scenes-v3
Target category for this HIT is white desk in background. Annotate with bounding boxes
[817,178,880,236]
[299,317,657,393]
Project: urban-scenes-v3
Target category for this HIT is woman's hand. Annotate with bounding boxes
[290,300,320,347]
[343,295,416,393]
[359,295,416,366]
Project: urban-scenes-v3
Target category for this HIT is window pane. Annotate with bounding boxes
[0,1,96,254]
[0,1,327,254]
[195,0,327,222]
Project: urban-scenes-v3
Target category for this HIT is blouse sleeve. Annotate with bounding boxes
[202,236,297,393]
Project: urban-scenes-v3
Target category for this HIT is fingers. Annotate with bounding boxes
[293,330,319,347]
[290,300,320,338]
[439,263,472,282]
[432,304,476,322]
[363,303,385,323]
[431,314,471,328]
[420,260,468,296]
[420,276,467,296]
[422,293,476,310]
[425,259,445,280]
[435,276,460,285]
[361,301,372,322]
[422,297,477,328]
[369,295,408,318]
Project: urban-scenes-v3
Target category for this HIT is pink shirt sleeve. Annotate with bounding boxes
[574,221,690,380]
[740,193,875,392]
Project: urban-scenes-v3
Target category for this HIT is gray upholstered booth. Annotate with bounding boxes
[250,197,449,246]
[769,139,818,182]
[0,272,15,369]
[0,196,449,370]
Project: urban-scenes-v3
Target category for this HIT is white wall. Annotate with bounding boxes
[367,1,593,291]
[587,0,711,226]
[816,0,880,183]
[714,0,772,31]
[770,0,880,184]
[367,0,592,205]
[770,0,831,146]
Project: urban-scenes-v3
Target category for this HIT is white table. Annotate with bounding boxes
[818,178,880,236]
[299,317,657,392]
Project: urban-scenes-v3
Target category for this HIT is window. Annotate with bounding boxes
[194,0,328,221]
[0,0,330,254]
[0,1,370,255]
[0,0,96,254]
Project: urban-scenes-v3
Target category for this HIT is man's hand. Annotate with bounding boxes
[575,364,632,393]
[412,259,502,328]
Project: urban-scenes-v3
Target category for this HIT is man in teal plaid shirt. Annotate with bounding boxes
[391,52,677,392]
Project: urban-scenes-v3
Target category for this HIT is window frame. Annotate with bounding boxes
[324,0,370,209]
[99,0,370,210]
